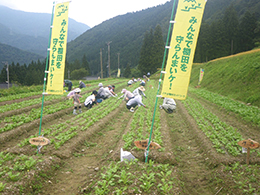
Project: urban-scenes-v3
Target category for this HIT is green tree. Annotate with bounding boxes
[70,68,88,80]
[152,25,165,73]
[124,63,131,78]
[238,11,257,52]
[138,30,153,75]
[138,25,164,75]
[222,4,239,55]
[82,54,90,75]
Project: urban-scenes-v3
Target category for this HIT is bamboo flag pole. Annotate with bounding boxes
[145,0,177,163]
[38,2,55,138]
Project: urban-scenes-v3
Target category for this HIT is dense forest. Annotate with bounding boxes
[1,0,260,85]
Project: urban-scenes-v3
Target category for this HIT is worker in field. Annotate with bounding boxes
[84,90,98,109]
[69,88,82,115]
[159,97,176,114]
[127,78,135,86]
[79,80,86,88]
[103,85,116,99]
[119,88,134,102]
[107,85,117,96]
[133,86,147,98]
[126,95,147,112]
[96,83,105,103]
[64,79,73,91]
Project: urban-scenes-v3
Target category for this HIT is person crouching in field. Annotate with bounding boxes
[159,97,176,114]
[119,88,134,102]
[126,95,147,112]
[69,88,82,115]
[84,90,98,109]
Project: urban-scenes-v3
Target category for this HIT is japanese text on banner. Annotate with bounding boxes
[46,2,69,95]
[161,0,206,100]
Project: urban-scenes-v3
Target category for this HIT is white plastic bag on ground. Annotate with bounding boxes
[120,148,135,162]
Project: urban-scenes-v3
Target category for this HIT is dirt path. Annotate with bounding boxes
[165,101,217,194]
[41,104,131,195]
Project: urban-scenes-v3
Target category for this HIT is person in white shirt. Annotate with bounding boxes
[133,86,146,98]
[84,90,98,109]
[119,89,134,102]
[126,95,147,112]
[103,86,115,99]
[159,97,176,113]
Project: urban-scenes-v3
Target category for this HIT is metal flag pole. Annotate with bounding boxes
[145,0,177,163]
[38,1,56,140]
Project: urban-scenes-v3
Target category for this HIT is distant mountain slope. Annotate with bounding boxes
[0,43,44,71]
[67,1,173,75]
[0,5,90,56]
[66,0,260,76]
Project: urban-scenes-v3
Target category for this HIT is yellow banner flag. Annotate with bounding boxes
[198,68,204,85]
[161,0,207,100]
[46,2,70,94]
[117,68,121,78]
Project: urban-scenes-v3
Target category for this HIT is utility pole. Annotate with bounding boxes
[100,48,103,79]
[106,41,112,77]
[2,61,9,89]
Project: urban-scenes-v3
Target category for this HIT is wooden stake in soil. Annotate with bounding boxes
[237,138,259,165]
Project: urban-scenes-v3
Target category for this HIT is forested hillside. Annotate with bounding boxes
[66,0,260,77]
[0,43,44,72]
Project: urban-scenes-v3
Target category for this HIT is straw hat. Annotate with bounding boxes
[74,88,81,93]
[138,86,145,91]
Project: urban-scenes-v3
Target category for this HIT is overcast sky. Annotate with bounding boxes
[0,0,170,27]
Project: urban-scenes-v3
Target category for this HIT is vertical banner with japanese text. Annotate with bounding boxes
[117,69,121,78]
[161,0,206,100]
[198,68,204,85]
[46,2,69,94]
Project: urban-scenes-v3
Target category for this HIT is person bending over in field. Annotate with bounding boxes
[133,86,147,98]
[126,95,147,112]
[84,90,98,109]
[119,88,134,102]
[159,97,176,114]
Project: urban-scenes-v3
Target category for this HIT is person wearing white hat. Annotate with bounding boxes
[69,88,82,115]
[79,80,86,88]
[119,89,134,102]
[133,86,146,98]
[96,83,105,103]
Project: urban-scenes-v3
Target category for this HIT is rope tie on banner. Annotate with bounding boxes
[145,0,177,163]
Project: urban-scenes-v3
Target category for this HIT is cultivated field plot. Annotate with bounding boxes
[0,79,260,195]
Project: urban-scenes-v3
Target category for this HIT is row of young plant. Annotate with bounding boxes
[182,96,260,157]
[189,87,260,127]
[0,79,118,113]
[0,82,125,193]
[122,80,163,151]
[220,162,260,194]
[86,81,175,194]
[0,80,122,133]
[0,152,42,193]
[87,158,179,194]
[17,82,126,150]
